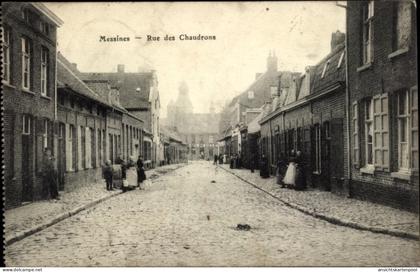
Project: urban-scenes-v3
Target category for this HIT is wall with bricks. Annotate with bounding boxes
[347,1,418,211]
[3,3,59,208]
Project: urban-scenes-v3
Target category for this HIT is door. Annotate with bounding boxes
[321,121,331,191]
[22,115,33,202]
[57,123,66,191]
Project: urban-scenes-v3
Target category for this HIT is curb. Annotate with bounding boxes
[220,166,419,241]
[5,191,123,246]
[5,163,188,246]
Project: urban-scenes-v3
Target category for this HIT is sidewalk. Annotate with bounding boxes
[219,164,419,240]
[4,163,187,246]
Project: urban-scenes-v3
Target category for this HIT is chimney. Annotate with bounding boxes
[117,64,125,73]
[331,30,345,51]
[266,50,278,72]
[255,73,263,80]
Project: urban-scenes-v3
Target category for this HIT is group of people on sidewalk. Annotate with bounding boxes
[259,150,307,191]
[102,155,147,191]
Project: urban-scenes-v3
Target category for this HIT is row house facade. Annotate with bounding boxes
[3,3,63,207]
[81,66,161,169]
[218,52,299,166]
[347,0,418,211]
[260,32,347,193]
[161,127,188,165]
[56,54,145,192]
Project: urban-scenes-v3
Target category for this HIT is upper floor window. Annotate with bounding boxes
[364,99,374,166]
[41,47,49,96]
[392,1,412,52]
[361,1,374,64]
[2,27,11,83]
[22,115,31,135]
[40,21,50,35]
[22,8,30,23]
[21,37,31,90]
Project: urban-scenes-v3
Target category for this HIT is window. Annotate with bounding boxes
[365,99,374,166]
[40,21,50,35]
[361,1,374,64]
[248,91,254,99]
[136,87,141,92]
[337,51,345,69]
[2,27,11,83]
[321,60,330,78]
[21,37,31,90]
[363,95,390,170]
[397,88,419,172]
[41,47,49,96]
[22,8,30,23]
[352,102,360,167]
[392,1,412,51]
[22,115,31,135]
[42,119,49,149]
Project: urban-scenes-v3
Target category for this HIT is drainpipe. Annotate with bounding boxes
[336,1,352,197]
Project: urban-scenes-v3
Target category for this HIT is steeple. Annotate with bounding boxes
[267,50,278,72]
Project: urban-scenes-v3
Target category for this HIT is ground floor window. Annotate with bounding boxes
[314,124,321,173]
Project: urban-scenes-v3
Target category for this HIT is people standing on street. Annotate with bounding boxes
[259,154,269,178]
[137,155,146,188]
[103,160,114,191]
[214,154,218,165]
[223,154,227,164]
[276,153,287,188]
[232,153,238,169]
[219,154,223,164]
[41,148,59,200]
[115,154,126,181]
[283,150,297,188]
[237,152,242,169]
[250,153,256,173]
[230,155,234,169]
[294,150,307,190]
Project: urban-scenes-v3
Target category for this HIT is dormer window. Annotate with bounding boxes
[248,90,254,99]
[337,51,345,69]
[136,87,141,92]
[321,60,330,78]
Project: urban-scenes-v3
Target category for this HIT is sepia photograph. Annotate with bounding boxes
[1,1,419,269]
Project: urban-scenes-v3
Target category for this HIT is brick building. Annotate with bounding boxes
[56,53,145,191]
[259,31,347,192]
[347,1,418,211]
[81,66,160,168]
[3,3,63,207]
[218,52,298,163]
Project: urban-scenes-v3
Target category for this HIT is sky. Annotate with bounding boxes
[45,2,345,118]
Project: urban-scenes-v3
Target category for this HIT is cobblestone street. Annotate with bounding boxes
[5,161,420,267]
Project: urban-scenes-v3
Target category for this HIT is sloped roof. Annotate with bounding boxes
[311,43,346,94]
[231,69,282,109]
[161,126,184,143]
[57,54,109,106]
[247,110,264,134]
[81,71,154,109]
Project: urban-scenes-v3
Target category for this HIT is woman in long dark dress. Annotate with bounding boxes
[276,153,287,188]
[137,155,146,188]
[259,154,269,178]
[294,150,307,190]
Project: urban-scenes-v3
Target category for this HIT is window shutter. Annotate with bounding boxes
[373,94,389,170]
[86,127,91,168]
[410,86,418,170]
[77,126,82,171]
[352,101,360,168]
